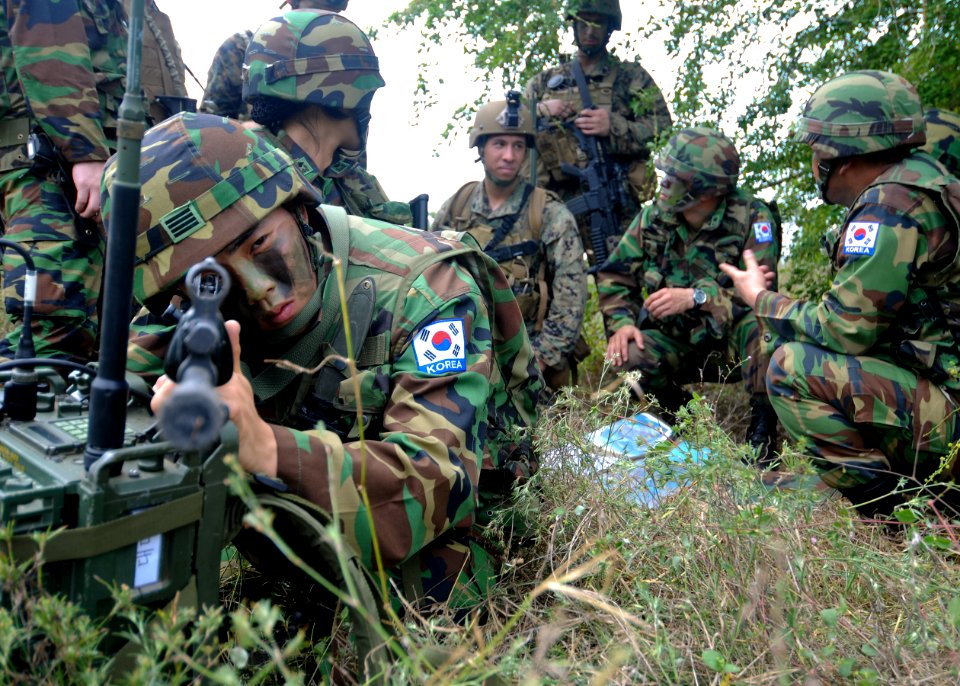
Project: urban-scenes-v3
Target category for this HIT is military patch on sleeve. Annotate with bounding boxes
[753,221,774,243]
[412,318,467,375]
[842,222,880,256]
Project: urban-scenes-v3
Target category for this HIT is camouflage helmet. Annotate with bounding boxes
[469,96,536,149]
[242,10,384,114]
[283,0,349,9]
[923,108,960,177]
[654,127,740,212]
[794,70,926,161]
[101,112,320,315]
[565,0,622,31]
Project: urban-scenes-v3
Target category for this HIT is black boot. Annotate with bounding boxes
[746,395,779,468]
[848,475,904,521]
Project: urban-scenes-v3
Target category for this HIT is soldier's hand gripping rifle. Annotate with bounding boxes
[561,60,633,270]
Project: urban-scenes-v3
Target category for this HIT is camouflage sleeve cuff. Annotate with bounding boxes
[607,312,637,332]
[754,289,793,354]
[753,289,783,318]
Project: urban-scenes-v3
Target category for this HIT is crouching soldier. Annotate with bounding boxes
[104,112,542,619]
[599,127,781,461]
[722,71,960,518]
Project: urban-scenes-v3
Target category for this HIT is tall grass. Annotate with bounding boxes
[3,385,960,684]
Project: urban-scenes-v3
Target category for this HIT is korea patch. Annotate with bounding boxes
[412,318,467,375]
[842,222,880,256]
[753,221,774,244]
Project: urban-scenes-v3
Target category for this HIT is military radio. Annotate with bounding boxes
[0,0,235,643]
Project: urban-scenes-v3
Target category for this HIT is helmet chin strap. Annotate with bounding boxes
[816,158,839,205]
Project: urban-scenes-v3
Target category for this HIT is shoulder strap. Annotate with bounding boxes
[436,181,481,230]
[528,186,547,241]
[315,205,352,343]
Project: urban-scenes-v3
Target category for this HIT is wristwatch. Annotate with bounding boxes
[692,288,707,309]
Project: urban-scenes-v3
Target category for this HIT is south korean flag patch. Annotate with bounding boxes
[412,318,467,375]
[753,221,774,244]
[842,222,880,256]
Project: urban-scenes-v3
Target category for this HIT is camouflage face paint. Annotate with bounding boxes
[216,206,318,332]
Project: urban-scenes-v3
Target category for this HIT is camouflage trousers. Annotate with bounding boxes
[0,168,103,362]
[624,313,766,397]
[767,342,959,493]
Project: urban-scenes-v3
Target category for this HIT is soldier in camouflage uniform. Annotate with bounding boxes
[0,0,126,363]
[721,71,960,517]
[599,127,781,460]
[923,108,960,178]
[200,1,348,121]
[432,97,588,391]
[109,112,541,610]
[524,0,672,262]
[242,9,411,225]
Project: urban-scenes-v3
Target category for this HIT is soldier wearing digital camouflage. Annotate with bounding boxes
[432,97,588,391]
[111,112,541,610]
[200,0,348,121]
[923,108,960,178]
[524,0,672,260]
[125,0,195,125]
[241,9,411,226]
[0,0,126,363]
[721,71,960,517]
[600,127,781,461]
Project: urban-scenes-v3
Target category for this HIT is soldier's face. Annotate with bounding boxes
[574,13,609,51]
[481,135,528,186]
[215,206,317,332]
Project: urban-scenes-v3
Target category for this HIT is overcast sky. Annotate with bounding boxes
[161,0,675,211]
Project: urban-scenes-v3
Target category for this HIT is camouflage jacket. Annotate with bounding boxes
[0,0,125,168]
[432,180,587,367]
[523,51,672,197]
[755,151,960,392]
[200,30,251,120]
[598,188,780,346]
[128,209,541,570]
[251,125,412,225]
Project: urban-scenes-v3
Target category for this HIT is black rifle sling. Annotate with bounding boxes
[484,183,535,254]
[570,59,596,110]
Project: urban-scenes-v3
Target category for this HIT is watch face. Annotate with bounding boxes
[693,289,707,305]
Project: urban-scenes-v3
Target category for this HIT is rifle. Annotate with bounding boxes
[560,59,633,270]
[485,239,539,264]
[408,193,429,229]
